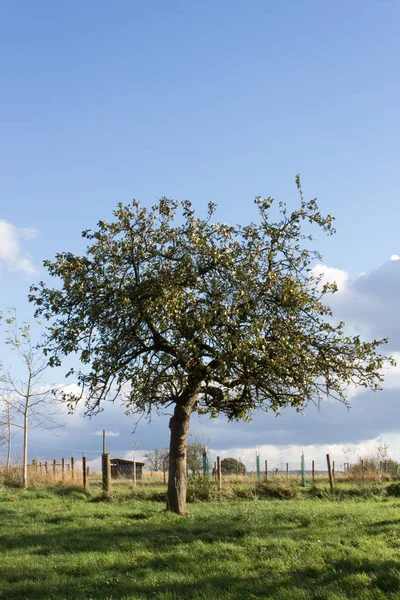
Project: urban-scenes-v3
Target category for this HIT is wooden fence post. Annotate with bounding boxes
[45,461,48,475]
[361,458,365,484]
[286,463,289,477]
[71,457,75,480]
[332,460,335,480]
[102,453,112,498]
[82,456,89,493]
[312,460,315,483]
[53,459,57,477]
[326,454,334,494]
[61,458,65,481]
[217,456,222,491]
[264,460,268,480]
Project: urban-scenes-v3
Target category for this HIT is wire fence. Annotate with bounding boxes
[2,428,398,490]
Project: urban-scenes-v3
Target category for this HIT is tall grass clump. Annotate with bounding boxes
[186,476,220,502]
[256,476,299,499]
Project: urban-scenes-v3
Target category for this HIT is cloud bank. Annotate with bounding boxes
[317,257,400,351]
[0,219,38,275]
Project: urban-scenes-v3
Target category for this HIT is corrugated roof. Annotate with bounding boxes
[110,458,145,465]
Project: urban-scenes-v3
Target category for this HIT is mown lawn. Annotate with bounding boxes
[1,485,400,599]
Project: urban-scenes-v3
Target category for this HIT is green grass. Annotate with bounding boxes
[1,485,400,599]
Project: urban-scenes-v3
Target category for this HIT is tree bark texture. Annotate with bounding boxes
[22,409,28,487]
[166,397,196,515]
[7,405,11,471]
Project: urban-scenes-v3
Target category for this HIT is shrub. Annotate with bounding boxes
[0,467,22,488]
[306,483,385,500]
[386,483,400,497]
[186,476,219,502]
[338,484,385,499]
[232,487,255,500]
[306,484,331,499]
[256,477,299,499]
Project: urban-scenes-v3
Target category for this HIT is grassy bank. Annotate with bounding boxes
[1,485,400,599]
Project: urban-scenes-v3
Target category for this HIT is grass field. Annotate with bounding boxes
[1,483,400,600]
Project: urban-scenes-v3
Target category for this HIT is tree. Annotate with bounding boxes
[0,310,63,486]
[376,443,390,465]
[0,402,15,470]
[221,457,246,476]
[0,313,6,462]
[0,414,7,452]
[29,178,394,514]
[352,455,400,478]
[143,448,168,472]
[144,442,204,475]
[186,441,206,476]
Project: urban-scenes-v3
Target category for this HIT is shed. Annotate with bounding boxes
[110,458,144,480]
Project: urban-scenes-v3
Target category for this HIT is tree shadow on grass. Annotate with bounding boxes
[0,572,287,600]
[3,550,400,600]
[2,512,400,599]
[294,557,400,596]
[367,518,400,531]
[0,514,285,598]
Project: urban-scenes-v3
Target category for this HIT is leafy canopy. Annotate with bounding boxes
[221,457,247,476]
[29,178,393,420]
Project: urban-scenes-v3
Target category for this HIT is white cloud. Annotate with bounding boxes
[312,264,349,292]
[323,257,400,351]
[0,219,38,274]
[48,434,400,474]
[207,434,400,471]
[338,351,400,402]
[92,430,120,437]
[391,255,400,261]
[379,352,400,388]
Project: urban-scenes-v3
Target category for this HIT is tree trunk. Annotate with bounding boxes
[166,398,195,515]
[22,408,28,487]
[6,405,11,472]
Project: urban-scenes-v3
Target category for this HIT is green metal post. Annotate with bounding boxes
[301,452,306,487]
[256,453,261,481]
[203,448,210,477]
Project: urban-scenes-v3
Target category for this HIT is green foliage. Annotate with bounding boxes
[307,483,385,500]
[221,457,246,475]
[28,181,396,512]
[386,483,400,497]
[186,476,219,502]
[256,476,300,499]
[187,441,207,475]
[306,484,332,499]
[29,179,393,420]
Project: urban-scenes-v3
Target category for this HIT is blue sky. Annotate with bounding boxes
[1,1,400,468]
